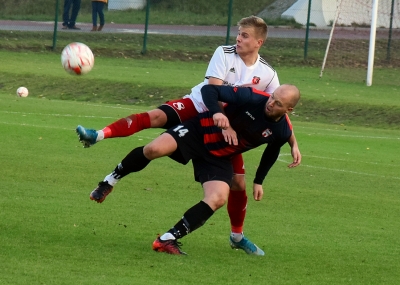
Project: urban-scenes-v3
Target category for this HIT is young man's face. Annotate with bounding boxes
[236,26,263,56]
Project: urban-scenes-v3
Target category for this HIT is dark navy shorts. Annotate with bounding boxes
[166,119,233,187]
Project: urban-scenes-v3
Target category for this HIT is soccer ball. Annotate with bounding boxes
[16,87,29,97]
[61,42,94,75]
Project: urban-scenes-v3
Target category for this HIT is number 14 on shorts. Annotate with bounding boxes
[173,125,189,137]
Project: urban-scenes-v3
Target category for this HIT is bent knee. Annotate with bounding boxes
[231,175,246,191]
[143,133,177,160]
[148,109,167,128]
[143,143,164,159]
[208,196,227,211]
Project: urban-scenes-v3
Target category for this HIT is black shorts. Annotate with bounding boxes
[166,119,233,187]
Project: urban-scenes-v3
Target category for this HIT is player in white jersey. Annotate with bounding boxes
[76,16,301,256]
[186,44,279,113]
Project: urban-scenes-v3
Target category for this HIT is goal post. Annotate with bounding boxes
[319,0,342,78]
[319,0,400,86]
[366,0,379,86]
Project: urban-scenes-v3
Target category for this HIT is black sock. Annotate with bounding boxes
[112,146,150,179]
[168,201,214,239]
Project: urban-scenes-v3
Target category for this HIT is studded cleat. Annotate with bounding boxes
[90,181,113,203]
[76,125,98,148]
[229,236,265,256]
[152,237,187,255]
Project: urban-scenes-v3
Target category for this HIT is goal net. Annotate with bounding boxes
[320,0,400,82]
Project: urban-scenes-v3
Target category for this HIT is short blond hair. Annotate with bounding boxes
[237,15,268,41]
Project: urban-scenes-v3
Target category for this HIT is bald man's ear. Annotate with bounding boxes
[287,107,294,113]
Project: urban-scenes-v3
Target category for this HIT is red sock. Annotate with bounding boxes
[102,112,151,138]
[227,190,247,233]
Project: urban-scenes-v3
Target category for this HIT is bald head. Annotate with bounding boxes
[265,84,301,121]
[275,84,301,108]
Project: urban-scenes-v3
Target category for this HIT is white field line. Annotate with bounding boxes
[2,111,400,179]
[295,125,400,140]
[3,110,399,140]
[0,120,160,141]
[31,100,151,112]
[0,101,150,117]
[288,154,399,167]
[302,132,400,140]
[278,154,400,180]
[1,111,115,120]
[58,101,151,112]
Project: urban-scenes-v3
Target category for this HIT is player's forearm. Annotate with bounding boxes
[253,146,280,184]
[288,132,297,148]
[253,163,275,185]
[201,85,222,115]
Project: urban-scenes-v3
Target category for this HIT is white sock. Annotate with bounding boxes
[160,233,175,241]
[96,130,104,142]
[230,232,244,242]
[104,173,119,186]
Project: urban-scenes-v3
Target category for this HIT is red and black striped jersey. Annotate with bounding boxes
[200,85,293,184]
[200,85,292,157]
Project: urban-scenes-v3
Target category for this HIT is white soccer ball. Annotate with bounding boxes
[61,42,94,75]
[16,87,29,97]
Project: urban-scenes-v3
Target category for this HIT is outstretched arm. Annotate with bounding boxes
[251,144,280,201]
[287,132,301,168]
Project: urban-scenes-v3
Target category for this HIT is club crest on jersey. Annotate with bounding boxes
[173,102,185,110]
[252,76,260,84]
[229,67,236,73]
[262,128,272,138]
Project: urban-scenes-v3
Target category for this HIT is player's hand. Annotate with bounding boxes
[222,127,238,145]
[288,145,302,168]
[253,183,264,201]
[213,113,230,130]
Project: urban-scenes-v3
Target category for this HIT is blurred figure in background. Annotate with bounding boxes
[91,0,108,31]
[62,0,82,30]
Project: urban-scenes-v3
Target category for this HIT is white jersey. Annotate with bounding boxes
[185,45,280,113]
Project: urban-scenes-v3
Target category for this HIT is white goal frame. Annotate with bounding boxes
[319,0,380,86]
[367,0,380,86]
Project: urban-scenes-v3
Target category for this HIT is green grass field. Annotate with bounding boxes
[1,49,400,284]
[1,49,399,129]
[1,93,399,284]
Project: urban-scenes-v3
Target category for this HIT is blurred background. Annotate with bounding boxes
[1,0,399,77]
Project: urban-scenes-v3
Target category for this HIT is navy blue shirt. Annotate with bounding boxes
[201,85,293,184]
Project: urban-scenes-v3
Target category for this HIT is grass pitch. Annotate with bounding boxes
[1,49,400,129]
[0,47,399,284]
[1,88,400,284]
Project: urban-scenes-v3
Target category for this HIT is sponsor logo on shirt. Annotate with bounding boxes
[246,111,255,120]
